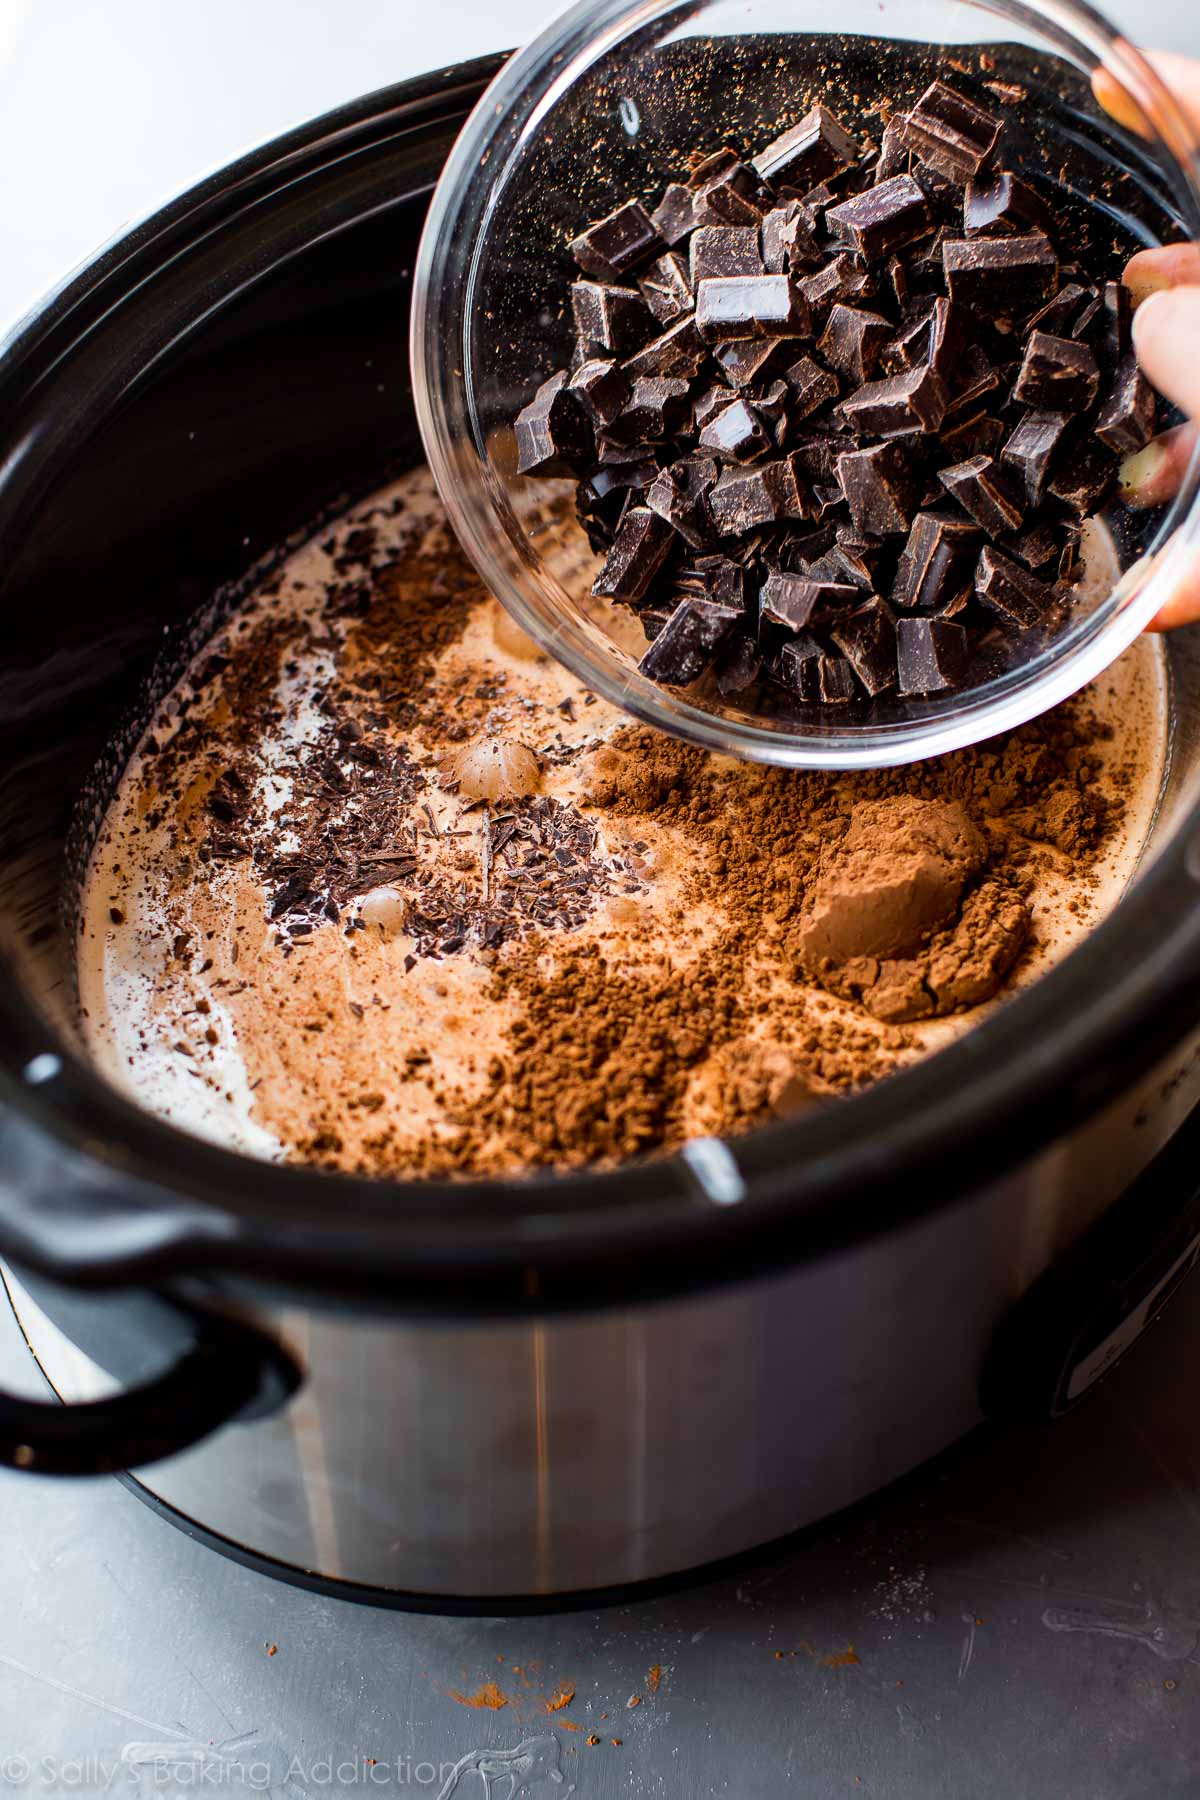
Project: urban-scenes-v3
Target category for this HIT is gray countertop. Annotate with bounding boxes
[2,1275,1200,1797]
[2,3,1200,1793]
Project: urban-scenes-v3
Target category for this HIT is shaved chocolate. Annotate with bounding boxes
[515,371,592,475]
[1095,351,1156,454]
[638,251,693,324]
[690,225,763,283]
[784,353,840,420]
[832,597,898,695]
[819,304,893,385]
[567,358,629,428]
[698,396,771,462]
[842,362,949,436]
[570,200,662,280]
[897,616,969,693]
[826,175,930,261]
[638,595,740,684]
[975,544,1054,627]
[1013,331,1100,414]
[621,315,707,377]
[1004,521,1060,570]
[592,507,675,601]
[942,234,1058,312]
[897,80,1002,183]
[963,169,1052,236]
[837,441,918,535]
[1000,410,1068,505]
[892,510,980,609]
[695,274,811,341]
[572,281,654,356]
[752,105,860,191]
[938,454,1024,536]
[943,344,1000,419]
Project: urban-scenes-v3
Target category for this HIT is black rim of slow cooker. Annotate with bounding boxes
[1,58,1200,1314]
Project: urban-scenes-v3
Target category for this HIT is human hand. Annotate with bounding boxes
[1092,51,1200,627]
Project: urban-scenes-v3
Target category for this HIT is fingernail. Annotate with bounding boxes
[1119,439,1168,503]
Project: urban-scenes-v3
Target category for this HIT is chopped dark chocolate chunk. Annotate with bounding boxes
[567,358,630,428]
[892,509,981,609]
[938,454,1024,536]
[831,596,898,695]
[690,225,763,283]
[646,457,718,548]
[761,202,822,274]
[897,616,969,693]
[759,571,858,643]
[963,169,1052,236]
[592,506,675,601]
[691,160,774,228]
[638,251,693,324]
[713,337,787,387]
[1000,410,1069,505]
[784,352,840,419]
[826,174,930,261]
[1012,330,1100,413]
[797,254,875,317]
[942,234,1058,313]
[512,69,1158,722]
[695,274,811,341]
[837,440,918,535]
[572,281,654,355]
[1095,351,1156,454]
[752,105,860,191]
[649,183,696,246]
[638,595,740,684]
[1027,282,1092,337]
[608,375,691,444]
[515,371,593,475]
[714,630,763,695]
[621,314,708,377]
[698,395,772,462]
[570,200,663,280]
[708,459,808,534]
[897,80,1002,183]
[819,304,893,385]
[1047,440,1118,516]
[974,544,1054,627]
[842,362,949,436]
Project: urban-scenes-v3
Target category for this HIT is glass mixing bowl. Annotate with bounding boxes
[413,0,1200,768]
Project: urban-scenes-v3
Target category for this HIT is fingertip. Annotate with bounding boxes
[1132,287,1200,418]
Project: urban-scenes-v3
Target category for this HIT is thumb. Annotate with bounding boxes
[1132,286,1200,420]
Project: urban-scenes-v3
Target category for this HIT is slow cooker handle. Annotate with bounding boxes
[0,1311,300,1475]
[981,1101,1200,1422]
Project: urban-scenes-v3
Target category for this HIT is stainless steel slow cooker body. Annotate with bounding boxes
[2,53,1200,1606]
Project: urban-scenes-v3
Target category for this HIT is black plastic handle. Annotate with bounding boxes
[0,1312,300,1475]
[981,1100,1200,1423]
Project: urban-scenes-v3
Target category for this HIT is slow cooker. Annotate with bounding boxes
[2,50,1200,1610]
